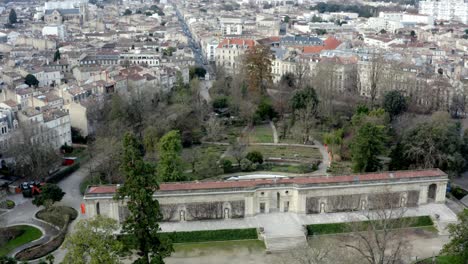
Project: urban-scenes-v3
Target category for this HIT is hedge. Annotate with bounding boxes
[16,207,77,261]
[164,228,258,243]
[46,163,80,183]
[120,228,258,248]
[306,216,434,236]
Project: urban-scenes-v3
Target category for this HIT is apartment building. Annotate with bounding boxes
[419,0,468,24]
[215,38,255,74]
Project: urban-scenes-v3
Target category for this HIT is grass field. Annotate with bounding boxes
[247,145,322,162]
[248,125,273,143]
[0,225,43,256]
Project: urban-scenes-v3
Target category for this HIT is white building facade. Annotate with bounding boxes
[419,0,468,24]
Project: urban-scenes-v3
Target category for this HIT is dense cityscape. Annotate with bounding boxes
[0,0,467,263]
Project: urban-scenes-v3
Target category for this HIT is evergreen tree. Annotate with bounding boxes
[115,133,173,264]
[24,74,39,87]
[158,130,185,182]
[351,123,387,172]
[9,9,17,24]
[53,49,61,62]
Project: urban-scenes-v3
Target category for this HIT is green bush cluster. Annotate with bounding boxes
[451,186,468,200]
[0,199,15,209]
[306,216,434,236]
[46,163,80,183]
[120,228,258,248]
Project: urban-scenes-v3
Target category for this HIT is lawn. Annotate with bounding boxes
[248,125,273,143]
[173,239,265,254]
[0,225,43,256]
[416,255,466,264]
[182,144,228,169]
[246,145,322,162]
[327,161,353,175]
[306,216,434,236]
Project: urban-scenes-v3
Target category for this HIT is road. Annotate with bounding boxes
[173,2,214,77]
[0,156,103,262]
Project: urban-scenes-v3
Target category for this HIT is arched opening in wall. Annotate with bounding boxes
[428,184,437,201]
[277,192,280,209]
[179,210,185,221]
[96,202,100,215]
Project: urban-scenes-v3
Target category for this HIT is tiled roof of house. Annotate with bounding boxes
[85,169,446,196]
[217,38,255,48]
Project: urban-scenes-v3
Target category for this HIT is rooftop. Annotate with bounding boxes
[85,169,447,197]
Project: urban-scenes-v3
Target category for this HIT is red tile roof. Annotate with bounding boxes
[85,169,446,196]
[217,38,255,49]
[303,36,342,54]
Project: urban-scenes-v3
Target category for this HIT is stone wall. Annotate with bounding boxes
[407,190,420,207]
[160,200,245,221]
[306,197,320,214]
[327,194,361,212]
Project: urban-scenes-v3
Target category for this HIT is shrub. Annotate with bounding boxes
[255,99,278,121]
[221,159,233,173]
[246,151,263,164]
[0,199,15,209]
[240,158,253,172]
[451,186,468,200]
[60,143,73,154]
[212,96,229,109]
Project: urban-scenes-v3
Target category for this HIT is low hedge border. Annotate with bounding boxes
[306,216,434,236]
[15,207,78,261]
[46,163,80,184]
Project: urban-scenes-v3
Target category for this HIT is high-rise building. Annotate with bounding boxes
[419,0,468,24]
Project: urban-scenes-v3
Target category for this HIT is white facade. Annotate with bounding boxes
[419,0,468,24]
[42,25,67,41]
[205,40,219,62]
[33,70,62,87]
[119,52,160,67]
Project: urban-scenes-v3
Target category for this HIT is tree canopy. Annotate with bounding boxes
[24,74,39,87]
[8,9,17,24]
[382,90,407,119]
[244,45,273,97]
[441,210,468,261]
[32,184,65,209]
[157,130,185,182]
[63,216,123,264]
[351,122,387,172]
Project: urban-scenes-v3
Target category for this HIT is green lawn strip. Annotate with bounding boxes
[249,125,273,143]
[306,216,434,236]
[416,255,466,264]
[0,225,43,256]
[247,145,322,161]
[173,239,265,253]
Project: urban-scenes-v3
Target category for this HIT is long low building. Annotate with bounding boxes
[83,169,448,223]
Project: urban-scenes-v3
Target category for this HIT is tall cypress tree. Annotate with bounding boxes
[9,9,17,24]
[115,133,173,264]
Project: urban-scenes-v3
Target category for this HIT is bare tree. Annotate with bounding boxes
[7,124,61,181]
[205,115,224,141]
[229,140,247,167]
[344,192,412,264]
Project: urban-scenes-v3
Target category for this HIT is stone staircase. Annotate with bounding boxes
[265,235,308,252]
